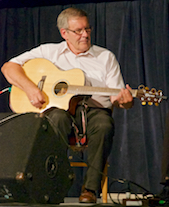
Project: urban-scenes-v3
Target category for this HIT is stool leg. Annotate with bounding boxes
[101,162,108,203]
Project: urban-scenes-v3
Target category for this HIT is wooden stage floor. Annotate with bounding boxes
[0,197,168,207]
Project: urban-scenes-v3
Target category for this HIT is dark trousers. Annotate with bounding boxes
[44,106,114,191]
[161,112,169,183]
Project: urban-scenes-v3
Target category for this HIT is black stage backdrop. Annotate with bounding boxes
[0,0,169,196]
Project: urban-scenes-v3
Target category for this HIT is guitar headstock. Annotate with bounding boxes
[137,85,167,106]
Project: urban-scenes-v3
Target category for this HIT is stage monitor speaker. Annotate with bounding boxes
[0,112,74,204]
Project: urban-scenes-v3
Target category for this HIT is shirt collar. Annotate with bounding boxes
[58,41,95,57]
[58,41,69,54]
[79,46,95,57]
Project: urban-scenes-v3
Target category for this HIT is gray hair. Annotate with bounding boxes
[57,7,88,31]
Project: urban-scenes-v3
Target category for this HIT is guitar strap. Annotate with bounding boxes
[71,97,88,146]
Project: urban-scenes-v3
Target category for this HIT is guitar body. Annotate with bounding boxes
[10,58,85,113]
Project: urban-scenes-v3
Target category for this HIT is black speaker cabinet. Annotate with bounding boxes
[0,112,74,204]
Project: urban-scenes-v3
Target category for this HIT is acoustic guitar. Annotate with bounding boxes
[10,58,167,114]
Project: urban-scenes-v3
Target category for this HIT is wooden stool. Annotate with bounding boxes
[68,144,108,203]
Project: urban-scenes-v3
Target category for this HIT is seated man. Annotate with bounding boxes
[1,7,133,203]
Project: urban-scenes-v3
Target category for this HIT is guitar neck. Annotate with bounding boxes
[68,85,138,97]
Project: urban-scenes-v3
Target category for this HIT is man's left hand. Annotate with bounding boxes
[111,84,134,109]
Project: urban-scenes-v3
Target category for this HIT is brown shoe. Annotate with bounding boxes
[79,189,96,203]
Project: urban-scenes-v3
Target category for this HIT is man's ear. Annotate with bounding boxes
[60,28,67,40]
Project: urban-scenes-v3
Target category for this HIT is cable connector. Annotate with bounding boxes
[0,87,11,94]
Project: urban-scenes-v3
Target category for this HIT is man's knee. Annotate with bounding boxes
[44,108,72,134]
[45,108,70,122]
[93,115,114,135]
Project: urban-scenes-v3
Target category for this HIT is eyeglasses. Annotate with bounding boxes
[66,26,92,35]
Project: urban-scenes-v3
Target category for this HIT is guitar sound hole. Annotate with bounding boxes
[54,82,68,96]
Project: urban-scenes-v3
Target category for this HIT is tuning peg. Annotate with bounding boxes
[138,85,145,90]
[142,102,146,105]
[155,103,159,106]
[158,89,162,93]
[151,88,157,94]
[148,102,153,106]
[145,86,149,91]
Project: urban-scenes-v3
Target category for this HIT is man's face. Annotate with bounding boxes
[61,16,91,55]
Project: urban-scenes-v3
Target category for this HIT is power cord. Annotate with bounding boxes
[0,87,11,95]
[108,179,154,205]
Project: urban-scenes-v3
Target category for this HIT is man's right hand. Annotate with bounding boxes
[26,87,46,109]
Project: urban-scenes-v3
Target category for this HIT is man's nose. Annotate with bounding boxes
[81,29,89,36]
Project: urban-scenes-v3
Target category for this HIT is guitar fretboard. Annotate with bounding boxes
[68,85,138,97]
